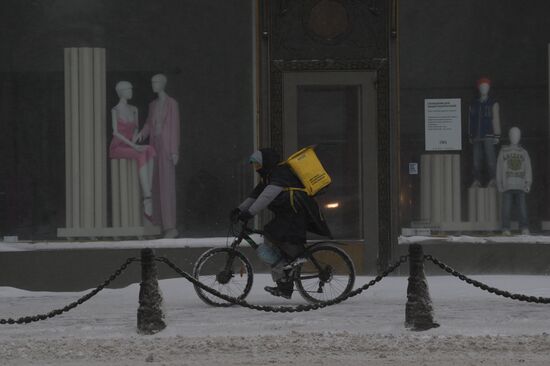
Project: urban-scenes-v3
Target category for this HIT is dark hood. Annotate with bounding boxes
[257,148,281,178]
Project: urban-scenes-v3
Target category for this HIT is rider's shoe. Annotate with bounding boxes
[282,257,307,270]
[264,281,293,299]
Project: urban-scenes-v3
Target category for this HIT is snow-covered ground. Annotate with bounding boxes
[0,235,264,252]
[399,234,550,245]
[1,274,550,365]
[3,232,550,253]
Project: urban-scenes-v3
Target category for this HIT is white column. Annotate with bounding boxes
[119,159,130,228]
[69,48,81,229]
[79,48,94,228]
[58,47,108,237]
[111,160,121,228]
[420,154,431,221]
[431,154,443,224]
[64,49,73,228]
[130,161,141,226]
[93,48,107,227]
[451,154,461,222]
[443,154,453,222]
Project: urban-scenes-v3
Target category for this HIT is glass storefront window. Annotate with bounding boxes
[0,0,254,239]
[398,1,550,238]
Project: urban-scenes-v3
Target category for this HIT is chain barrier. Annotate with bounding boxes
[0,257,139,325]
[424,255,550,304]
[4,249,549,326]
[155,255,409,313]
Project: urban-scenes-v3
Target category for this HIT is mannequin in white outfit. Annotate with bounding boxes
[496,127,532,235]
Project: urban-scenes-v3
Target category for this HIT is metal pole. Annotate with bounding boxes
[137,248,166,334]
[405,244,439,331]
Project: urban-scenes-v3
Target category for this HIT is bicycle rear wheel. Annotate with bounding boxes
[193,248,254,307]
[294,244,355,304]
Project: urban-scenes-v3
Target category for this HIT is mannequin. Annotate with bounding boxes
[109,81,156,220]
[468,77,501,188]
[137,74,180,238]
[496,127,532,235]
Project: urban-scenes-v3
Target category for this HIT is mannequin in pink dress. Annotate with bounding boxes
[109,81,156,219]
[137,74,180,238]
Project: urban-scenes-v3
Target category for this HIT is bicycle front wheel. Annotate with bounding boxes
[192,248,254,307]
[294,244,355,304]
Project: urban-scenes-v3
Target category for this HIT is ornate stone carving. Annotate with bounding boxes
[304,0,351,44]
[270,0,387,60]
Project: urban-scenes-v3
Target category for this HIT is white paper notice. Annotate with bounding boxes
[425,98,462,151]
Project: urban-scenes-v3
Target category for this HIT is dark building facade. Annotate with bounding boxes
[2,0,550,282]
[259,0,394,271]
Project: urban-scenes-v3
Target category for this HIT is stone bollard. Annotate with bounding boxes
[405,244,439,331]
[137,248,166,334]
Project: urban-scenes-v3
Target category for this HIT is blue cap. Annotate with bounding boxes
[249,150,262,165]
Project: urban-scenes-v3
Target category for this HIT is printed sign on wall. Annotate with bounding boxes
[425,98,462,151]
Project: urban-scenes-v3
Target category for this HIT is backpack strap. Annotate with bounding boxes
[284,187,308,213]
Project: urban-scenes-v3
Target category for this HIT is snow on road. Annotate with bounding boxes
[1,274,550,365]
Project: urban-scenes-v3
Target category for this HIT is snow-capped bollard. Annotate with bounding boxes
[137,248,166,334]
[405,244,439,331]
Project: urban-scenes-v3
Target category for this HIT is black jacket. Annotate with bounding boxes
[250,148,332,243]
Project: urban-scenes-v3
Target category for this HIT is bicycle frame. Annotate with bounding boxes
[229,222,262,250]
[229,222,329,279]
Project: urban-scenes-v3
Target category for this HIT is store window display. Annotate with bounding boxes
[496,127,532,235]
[468,77,501,188]
[397,1,550,244]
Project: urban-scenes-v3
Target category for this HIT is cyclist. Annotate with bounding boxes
[230,148,332,299]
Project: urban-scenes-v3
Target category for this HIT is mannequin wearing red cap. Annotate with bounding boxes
[468,77,501,188]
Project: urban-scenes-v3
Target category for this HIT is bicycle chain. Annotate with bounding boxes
[0,257,139,325]
[424,255,550,304]
[155,255,408,313]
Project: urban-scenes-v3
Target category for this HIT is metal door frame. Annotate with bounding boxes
[282,71,378,245]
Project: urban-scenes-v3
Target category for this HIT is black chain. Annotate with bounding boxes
[155,255,408,313]
[0,257,139,325]
[424,255,550,304]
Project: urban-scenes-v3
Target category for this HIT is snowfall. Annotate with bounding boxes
[2,270,550,366]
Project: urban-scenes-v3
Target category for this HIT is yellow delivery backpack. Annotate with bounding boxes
[282,145,331,196]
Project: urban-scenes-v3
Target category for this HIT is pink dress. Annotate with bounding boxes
[109,118,156,168]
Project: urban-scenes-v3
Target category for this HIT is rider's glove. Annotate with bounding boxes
[237,210,254,222]
[229,208,241,223]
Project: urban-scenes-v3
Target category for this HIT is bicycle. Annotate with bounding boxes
[192,222,356,306]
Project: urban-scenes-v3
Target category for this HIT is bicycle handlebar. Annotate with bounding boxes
[237,221,264,237]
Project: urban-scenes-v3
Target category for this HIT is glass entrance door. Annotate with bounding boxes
[296,85,362,238]
[283,71,378,241]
